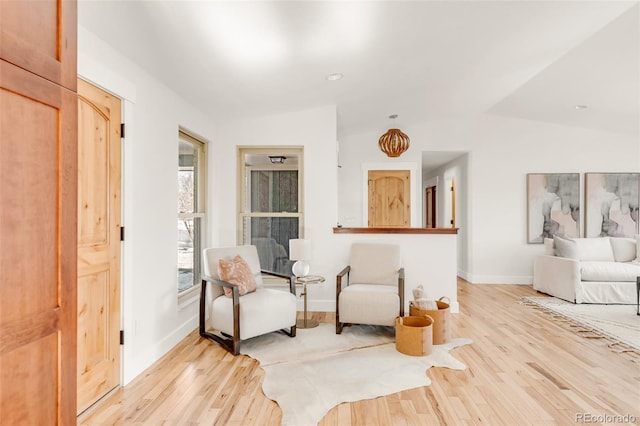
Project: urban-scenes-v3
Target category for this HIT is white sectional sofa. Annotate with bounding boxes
[533,235,640,304]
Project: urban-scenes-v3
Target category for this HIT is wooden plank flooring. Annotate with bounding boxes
[79,279,640,425]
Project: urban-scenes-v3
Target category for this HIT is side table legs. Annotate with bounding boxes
[297,283,319,328]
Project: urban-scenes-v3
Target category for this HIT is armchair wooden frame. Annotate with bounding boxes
[335,265,405,334]
[199,270,297,355]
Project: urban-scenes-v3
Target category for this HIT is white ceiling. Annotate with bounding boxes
[78,0,639,140]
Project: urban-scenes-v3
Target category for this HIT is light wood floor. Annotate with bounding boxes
[79,279,640,425]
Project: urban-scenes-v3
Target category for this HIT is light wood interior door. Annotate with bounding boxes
[77,79,122,414]
[368,170,410,227]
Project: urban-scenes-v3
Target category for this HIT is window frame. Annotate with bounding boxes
[237,147,304,279]
[177,128,208,303]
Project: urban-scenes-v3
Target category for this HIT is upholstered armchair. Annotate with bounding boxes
[200,245,297,355]
[336,243,405,334]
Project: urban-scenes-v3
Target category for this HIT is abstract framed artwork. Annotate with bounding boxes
[527,173,580,243]
[585,173,639,238]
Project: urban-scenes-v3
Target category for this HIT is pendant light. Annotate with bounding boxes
[378,114,410,158]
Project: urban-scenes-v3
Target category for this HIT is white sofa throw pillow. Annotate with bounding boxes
[553,236,615,261]
[575,237,615,261]
[553,235,578,259]
[609,237,637,263]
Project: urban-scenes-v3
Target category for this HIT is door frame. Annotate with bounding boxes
[76,78,125,414]
[77,74,130,385]
[362,162,418,227]
[79,56,137,386]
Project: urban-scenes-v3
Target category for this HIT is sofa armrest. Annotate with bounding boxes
[533,255,580,302]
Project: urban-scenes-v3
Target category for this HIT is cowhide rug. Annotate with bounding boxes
[241,323,472,425]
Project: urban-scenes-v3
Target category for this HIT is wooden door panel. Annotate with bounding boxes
[77,270,115,407]
[0,0,77,91]
[77,79,122,414]
[368,170,410,227]
[0,88,58,323]
[1,334,58,424]
[78,100,110,247]
[0,59,77,424]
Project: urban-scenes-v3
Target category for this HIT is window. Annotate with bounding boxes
[238,147,303,277]
[178,130,207,295]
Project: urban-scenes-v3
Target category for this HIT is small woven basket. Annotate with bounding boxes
[409,296,451,345]
[395,315,434,356]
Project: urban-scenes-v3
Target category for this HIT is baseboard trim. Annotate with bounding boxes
[467,275,533,285]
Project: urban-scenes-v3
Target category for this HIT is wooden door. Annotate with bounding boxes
[76,79,122,414]
[0,61,77,423]
[368,170,410,227]
[1,0,77,422]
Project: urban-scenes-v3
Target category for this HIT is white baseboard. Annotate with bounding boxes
[123,315,198,385]
[467,274,532,285]
[457,270,472,282]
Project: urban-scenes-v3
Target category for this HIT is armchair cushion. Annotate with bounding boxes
[338,284,399,327]
[217,255,257,297]
[348,243,401,285]
[211,288,297,340]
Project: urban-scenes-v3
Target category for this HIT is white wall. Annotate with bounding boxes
[213,106,341,311]
[78,27,217,384]
[424,154,470,279]
[338,115,639,284]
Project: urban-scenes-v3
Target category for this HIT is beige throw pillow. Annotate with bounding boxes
[217,255,257,297]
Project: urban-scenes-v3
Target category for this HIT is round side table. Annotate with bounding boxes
[296,275,325,328]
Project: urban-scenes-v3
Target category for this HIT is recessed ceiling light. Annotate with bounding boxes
[574,105,588,110]
[326,73,343,81]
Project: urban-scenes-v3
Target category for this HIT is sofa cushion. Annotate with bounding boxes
[553,235,578,259]
[580,261,640,282]
[636,235,640,262]
[609,237,637,263]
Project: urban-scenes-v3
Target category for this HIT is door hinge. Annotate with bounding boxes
[120,330,124,345]
[451,186,454,191]
[450,219,454,225]
[120,123,125,138]
[120,226,125,241]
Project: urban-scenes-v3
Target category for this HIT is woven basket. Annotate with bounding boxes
[409,296,451,345]
[395,315,434,356]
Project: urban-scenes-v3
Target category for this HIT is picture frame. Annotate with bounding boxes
[527,173,580,243]
[585,173,639,238]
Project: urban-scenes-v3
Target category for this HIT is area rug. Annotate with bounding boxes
[240,323,472,425]
[521,296,640,353]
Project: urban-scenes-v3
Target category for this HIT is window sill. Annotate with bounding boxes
[178,283,201,310]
